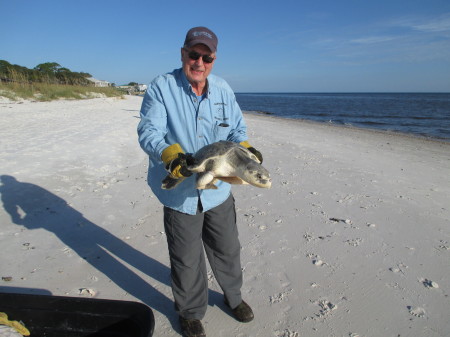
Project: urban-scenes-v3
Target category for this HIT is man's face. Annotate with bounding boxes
[181,44,216,87]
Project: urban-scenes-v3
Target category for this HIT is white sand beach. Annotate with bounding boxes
[1,96,450,337]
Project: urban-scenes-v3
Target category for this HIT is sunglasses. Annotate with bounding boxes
[185,49,215,64]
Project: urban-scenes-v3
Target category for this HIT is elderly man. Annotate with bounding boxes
[138,27,262,337]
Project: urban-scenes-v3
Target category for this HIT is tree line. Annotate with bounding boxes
[0,60,94,86]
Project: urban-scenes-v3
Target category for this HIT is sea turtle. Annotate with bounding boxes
[162,141,271,190]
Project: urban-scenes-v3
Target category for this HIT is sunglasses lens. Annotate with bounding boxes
[202,56,214,63]
[188,51,214,63]
[188,51,201,60]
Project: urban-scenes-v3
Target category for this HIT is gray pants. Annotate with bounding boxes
[163,194,242,320]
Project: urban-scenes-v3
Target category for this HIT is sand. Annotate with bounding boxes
[1,96,449,337]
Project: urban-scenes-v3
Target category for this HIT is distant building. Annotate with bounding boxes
[116,83,147,95]
[87,77,111,87]
[136,84,147,92]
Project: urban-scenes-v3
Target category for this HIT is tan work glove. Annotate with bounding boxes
[161,143,193,178]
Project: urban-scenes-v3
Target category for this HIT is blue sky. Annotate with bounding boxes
[1,0,450,92]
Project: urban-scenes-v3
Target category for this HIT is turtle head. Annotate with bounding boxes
[243,161,272,188]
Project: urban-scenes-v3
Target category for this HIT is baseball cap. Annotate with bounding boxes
[183,27,218,53]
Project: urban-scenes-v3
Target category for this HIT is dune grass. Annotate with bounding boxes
[0,81,124,102]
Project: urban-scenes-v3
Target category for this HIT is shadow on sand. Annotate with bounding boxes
[1,175,229,332]
[0,175,207,332]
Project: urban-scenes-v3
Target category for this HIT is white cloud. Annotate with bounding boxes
[388,12,450,33]
[350,36,398,44]
[326,12,450,64]
[412,14,450,32]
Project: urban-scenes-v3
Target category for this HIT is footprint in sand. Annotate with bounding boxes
[329,217,352,225]
[276,329,299,337]
[318,300,337,315]
[307,253,326,267]
[269,289,292,304]
[389,263,408,275]
[408,306,426,318]
[313,259,325,267]
[207,270,215,283]
[243,213,257,227]
[305,299,338,319]
[420,278,439,289]
[345,238,363,247]
[438,240,450,251]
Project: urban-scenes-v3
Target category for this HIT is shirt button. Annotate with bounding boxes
[198,117,202,120]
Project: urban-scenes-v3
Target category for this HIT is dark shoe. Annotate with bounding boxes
[179,317,206,337]
[226,299,254,323]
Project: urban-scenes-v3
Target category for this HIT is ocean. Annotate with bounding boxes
[235,93,450,142]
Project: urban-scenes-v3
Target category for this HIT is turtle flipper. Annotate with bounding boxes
[196,172,217,189]
[162,175,186,190]
[206,178,219,189]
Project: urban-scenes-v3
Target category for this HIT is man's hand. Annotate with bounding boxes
[240,141,263,163]
[162,144,193,178]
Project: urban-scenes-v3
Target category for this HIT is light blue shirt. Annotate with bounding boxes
[137,68,248,215]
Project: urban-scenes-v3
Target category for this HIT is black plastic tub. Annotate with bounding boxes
[0,292,154,337]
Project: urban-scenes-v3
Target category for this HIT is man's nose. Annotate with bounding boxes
[194,57,204,66]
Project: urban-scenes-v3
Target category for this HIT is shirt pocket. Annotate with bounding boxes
[213,122,231,142]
